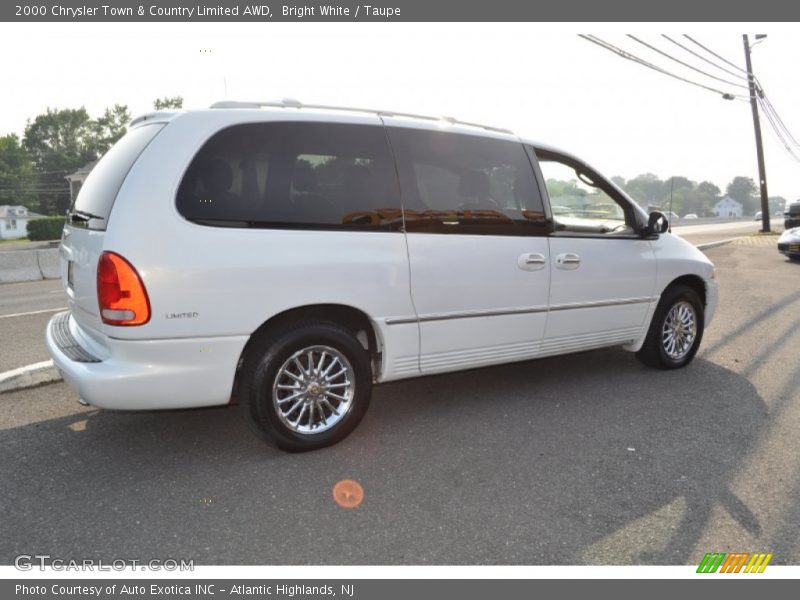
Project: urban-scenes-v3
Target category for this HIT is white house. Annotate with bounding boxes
[713,196,743,218]
[0,205,42,240]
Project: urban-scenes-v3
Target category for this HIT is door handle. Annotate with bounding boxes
[555,253,581,270]
[518,252,546,271]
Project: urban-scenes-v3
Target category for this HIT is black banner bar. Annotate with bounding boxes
[3,579,799,600]
[2,0,800,22]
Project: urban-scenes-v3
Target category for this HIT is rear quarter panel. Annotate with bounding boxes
[101,111,420,380]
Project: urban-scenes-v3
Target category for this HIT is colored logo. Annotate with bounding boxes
[697,552,773,573]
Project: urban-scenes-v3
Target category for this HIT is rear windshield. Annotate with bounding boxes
[71,123,164,229]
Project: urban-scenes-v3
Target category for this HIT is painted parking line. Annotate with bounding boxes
[0,307,66,320]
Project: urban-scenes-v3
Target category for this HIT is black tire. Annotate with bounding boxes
[636,284,705,369]
[240,320,372,452]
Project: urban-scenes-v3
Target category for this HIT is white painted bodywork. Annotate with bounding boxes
[46,107,718,410]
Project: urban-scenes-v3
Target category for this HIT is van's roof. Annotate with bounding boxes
[128,100,580,159]
[130,99,519,140]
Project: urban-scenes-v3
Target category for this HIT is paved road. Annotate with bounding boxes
[1,240,798,565]
[0,279,65,371]
[673,217,784,247]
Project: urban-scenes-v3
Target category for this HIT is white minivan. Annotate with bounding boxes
[46,101,717,451]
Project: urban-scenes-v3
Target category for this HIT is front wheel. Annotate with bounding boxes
[637,285,705,369]
[240,321,372,451]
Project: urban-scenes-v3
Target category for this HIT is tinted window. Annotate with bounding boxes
[177,122,402,230]
[387,127,548,235]
[72,123,164,230]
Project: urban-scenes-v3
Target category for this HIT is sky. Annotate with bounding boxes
[1,22,798,203]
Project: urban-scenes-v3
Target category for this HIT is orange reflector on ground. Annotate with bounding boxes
[333,479,364,509]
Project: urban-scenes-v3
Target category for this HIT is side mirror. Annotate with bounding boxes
[645,211,669,236]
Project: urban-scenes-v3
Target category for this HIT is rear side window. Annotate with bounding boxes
[72,123,164,230]
[177,122,402,230]
[387,127,548,235]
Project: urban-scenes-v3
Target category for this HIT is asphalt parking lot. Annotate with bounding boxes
[1,238,798,565]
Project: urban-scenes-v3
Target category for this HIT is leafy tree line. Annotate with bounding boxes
[0,97,182,216]
[610,173,787,217]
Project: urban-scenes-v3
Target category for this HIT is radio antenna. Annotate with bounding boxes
[669,176,675,232]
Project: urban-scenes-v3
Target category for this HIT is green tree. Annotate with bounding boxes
[546,178,587,199]
[92,104,130,154]
[624,173,665,207]
[697,181,721,199]
[691,181,721,217]
[0,134,36,210]
[19,105,132,214]
[22,107,98,214]
[153,96,184,110]
[768,195,787,214]
[726,176,758,214]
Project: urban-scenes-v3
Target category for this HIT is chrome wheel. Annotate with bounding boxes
[272,345,355,435]
[661,300,697,361]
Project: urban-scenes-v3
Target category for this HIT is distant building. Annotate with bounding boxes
[713,196,743,218]
[0,205,43,240]
[65,160,98,204]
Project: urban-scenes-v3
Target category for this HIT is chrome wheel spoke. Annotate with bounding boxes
[285,398,304,416]
[315,399,328,425]
[325,368,348,382]
[321,356,340,377]
[293,404,307,427]
[284,370,305,385]
[325,381,351,390]
[316,351,327,375]
[277,390,304,405]
[308,401,316,429]
[320,396,339,416]
[293,357,307,376]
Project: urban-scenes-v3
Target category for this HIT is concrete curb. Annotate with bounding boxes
[696,237,741,250]
[0,360,62,394]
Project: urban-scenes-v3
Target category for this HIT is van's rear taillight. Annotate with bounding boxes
[97,252,151,326]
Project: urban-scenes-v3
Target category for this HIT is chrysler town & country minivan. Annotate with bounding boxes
[46,100,718,451]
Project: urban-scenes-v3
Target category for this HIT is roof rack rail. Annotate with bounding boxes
[208,98,513,135]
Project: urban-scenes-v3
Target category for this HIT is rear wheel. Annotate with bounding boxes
[637,285,704,369]
[240,321,372,451]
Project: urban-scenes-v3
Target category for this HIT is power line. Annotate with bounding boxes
[757,97,800,163]
[759,93,800,150]
[661,35,749,81]
[683,35,749,75]
[579,35,748,100]
[627,35,749,89]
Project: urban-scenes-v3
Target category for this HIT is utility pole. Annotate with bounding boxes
[743,34,770,233]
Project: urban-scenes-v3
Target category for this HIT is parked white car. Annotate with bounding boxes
[46,101,718,451]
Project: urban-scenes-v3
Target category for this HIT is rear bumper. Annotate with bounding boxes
[45,311,248,410]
